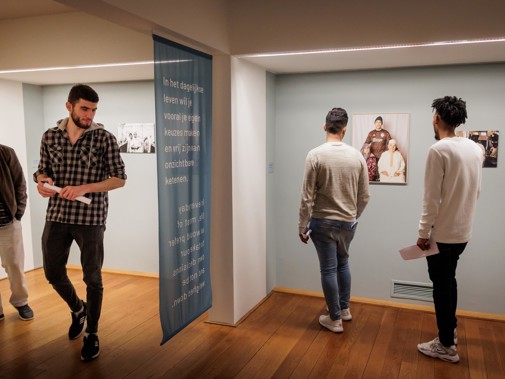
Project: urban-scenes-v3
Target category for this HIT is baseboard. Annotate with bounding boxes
[272,286,505,322]
[67,264,158,279]
[32,269,503,323]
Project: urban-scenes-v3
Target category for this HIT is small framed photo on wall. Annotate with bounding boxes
[456,130,499,168]
[117,123,156,154]
[351,113,410,184]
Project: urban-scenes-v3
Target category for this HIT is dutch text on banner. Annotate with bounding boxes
[153,35,212,345]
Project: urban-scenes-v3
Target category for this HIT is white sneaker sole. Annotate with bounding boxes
[319,316,343,333]
[417,345,460,363]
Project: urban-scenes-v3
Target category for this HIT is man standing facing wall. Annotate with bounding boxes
[416,96,483,363]
[298,107,370,333]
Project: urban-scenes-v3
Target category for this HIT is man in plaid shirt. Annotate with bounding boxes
[34,84,126,361]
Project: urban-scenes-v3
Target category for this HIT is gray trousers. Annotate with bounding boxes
[42,221,104,334]
[0,220,29,315]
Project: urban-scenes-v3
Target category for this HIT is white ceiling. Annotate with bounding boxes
[2,0,505,84]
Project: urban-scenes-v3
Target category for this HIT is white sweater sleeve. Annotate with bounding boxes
[418,148,444,239]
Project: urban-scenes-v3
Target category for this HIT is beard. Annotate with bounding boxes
[71,111,92,130]
[433,125,440,140]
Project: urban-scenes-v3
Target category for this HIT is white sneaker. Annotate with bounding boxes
[341,308,352,321]
[417,337,459,363]
[319,315,343,333]
[325,306,352,321]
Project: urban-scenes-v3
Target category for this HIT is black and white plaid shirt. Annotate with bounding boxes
[34,118,127,225]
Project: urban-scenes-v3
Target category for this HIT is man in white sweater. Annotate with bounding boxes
[298,107,370,333]
[416,96,483,363]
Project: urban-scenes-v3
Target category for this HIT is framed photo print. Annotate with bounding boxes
[352,113,410,184]
[117,123,156,154]
[456,130,499,168]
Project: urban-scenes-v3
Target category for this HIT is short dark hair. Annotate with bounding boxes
[68,84,99,105]
[431,96,467,127]
[325,107,348,134]
[374,116,383,123]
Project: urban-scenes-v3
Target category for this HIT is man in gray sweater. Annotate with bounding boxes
[298,107,370,333]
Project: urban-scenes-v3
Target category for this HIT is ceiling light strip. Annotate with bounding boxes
[241,37,505,58]
[0,60,191,75]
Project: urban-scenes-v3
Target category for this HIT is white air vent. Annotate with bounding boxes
[391,280,433,302]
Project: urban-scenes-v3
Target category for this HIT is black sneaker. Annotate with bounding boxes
[15,304,34,321]
[69,302,87,340]
[81,334,100,361]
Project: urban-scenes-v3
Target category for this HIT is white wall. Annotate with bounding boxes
[272,63,505,315]
[22,84,46,269]
[0,79,35,278]
[231,58,267,322]
[208,54,235,324]
[266,72,277,292]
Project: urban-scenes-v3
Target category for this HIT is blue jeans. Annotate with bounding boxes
[427,242,467,347]
[310,218,357,321]
[42,221,105,334]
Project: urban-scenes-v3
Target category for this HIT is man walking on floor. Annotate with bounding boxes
[34,84,126,361]
[416,96,483,363]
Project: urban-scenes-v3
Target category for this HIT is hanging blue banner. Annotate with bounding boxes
[153,35,212,344]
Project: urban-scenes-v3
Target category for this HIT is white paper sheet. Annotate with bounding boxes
[43,183,91,205]
[399,241,439,260]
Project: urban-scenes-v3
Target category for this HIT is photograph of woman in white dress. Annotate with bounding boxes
[378,139,406,183]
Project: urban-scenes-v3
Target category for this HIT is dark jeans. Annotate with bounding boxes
[426,242,467,347]
[42,221,105,334]
[310,218,357,321]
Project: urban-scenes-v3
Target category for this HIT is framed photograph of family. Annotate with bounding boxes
[351,113,410,184]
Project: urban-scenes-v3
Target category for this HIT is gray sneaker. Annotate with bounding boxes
[15,304,34,321]
[417,337,459,363]
[319,315,343,333]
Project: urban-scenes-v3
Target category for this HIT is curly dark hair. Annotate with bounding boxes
[431,96,467,127]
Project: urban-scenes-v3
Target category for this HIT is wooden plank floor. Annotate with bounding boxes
[1,269,504,378]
